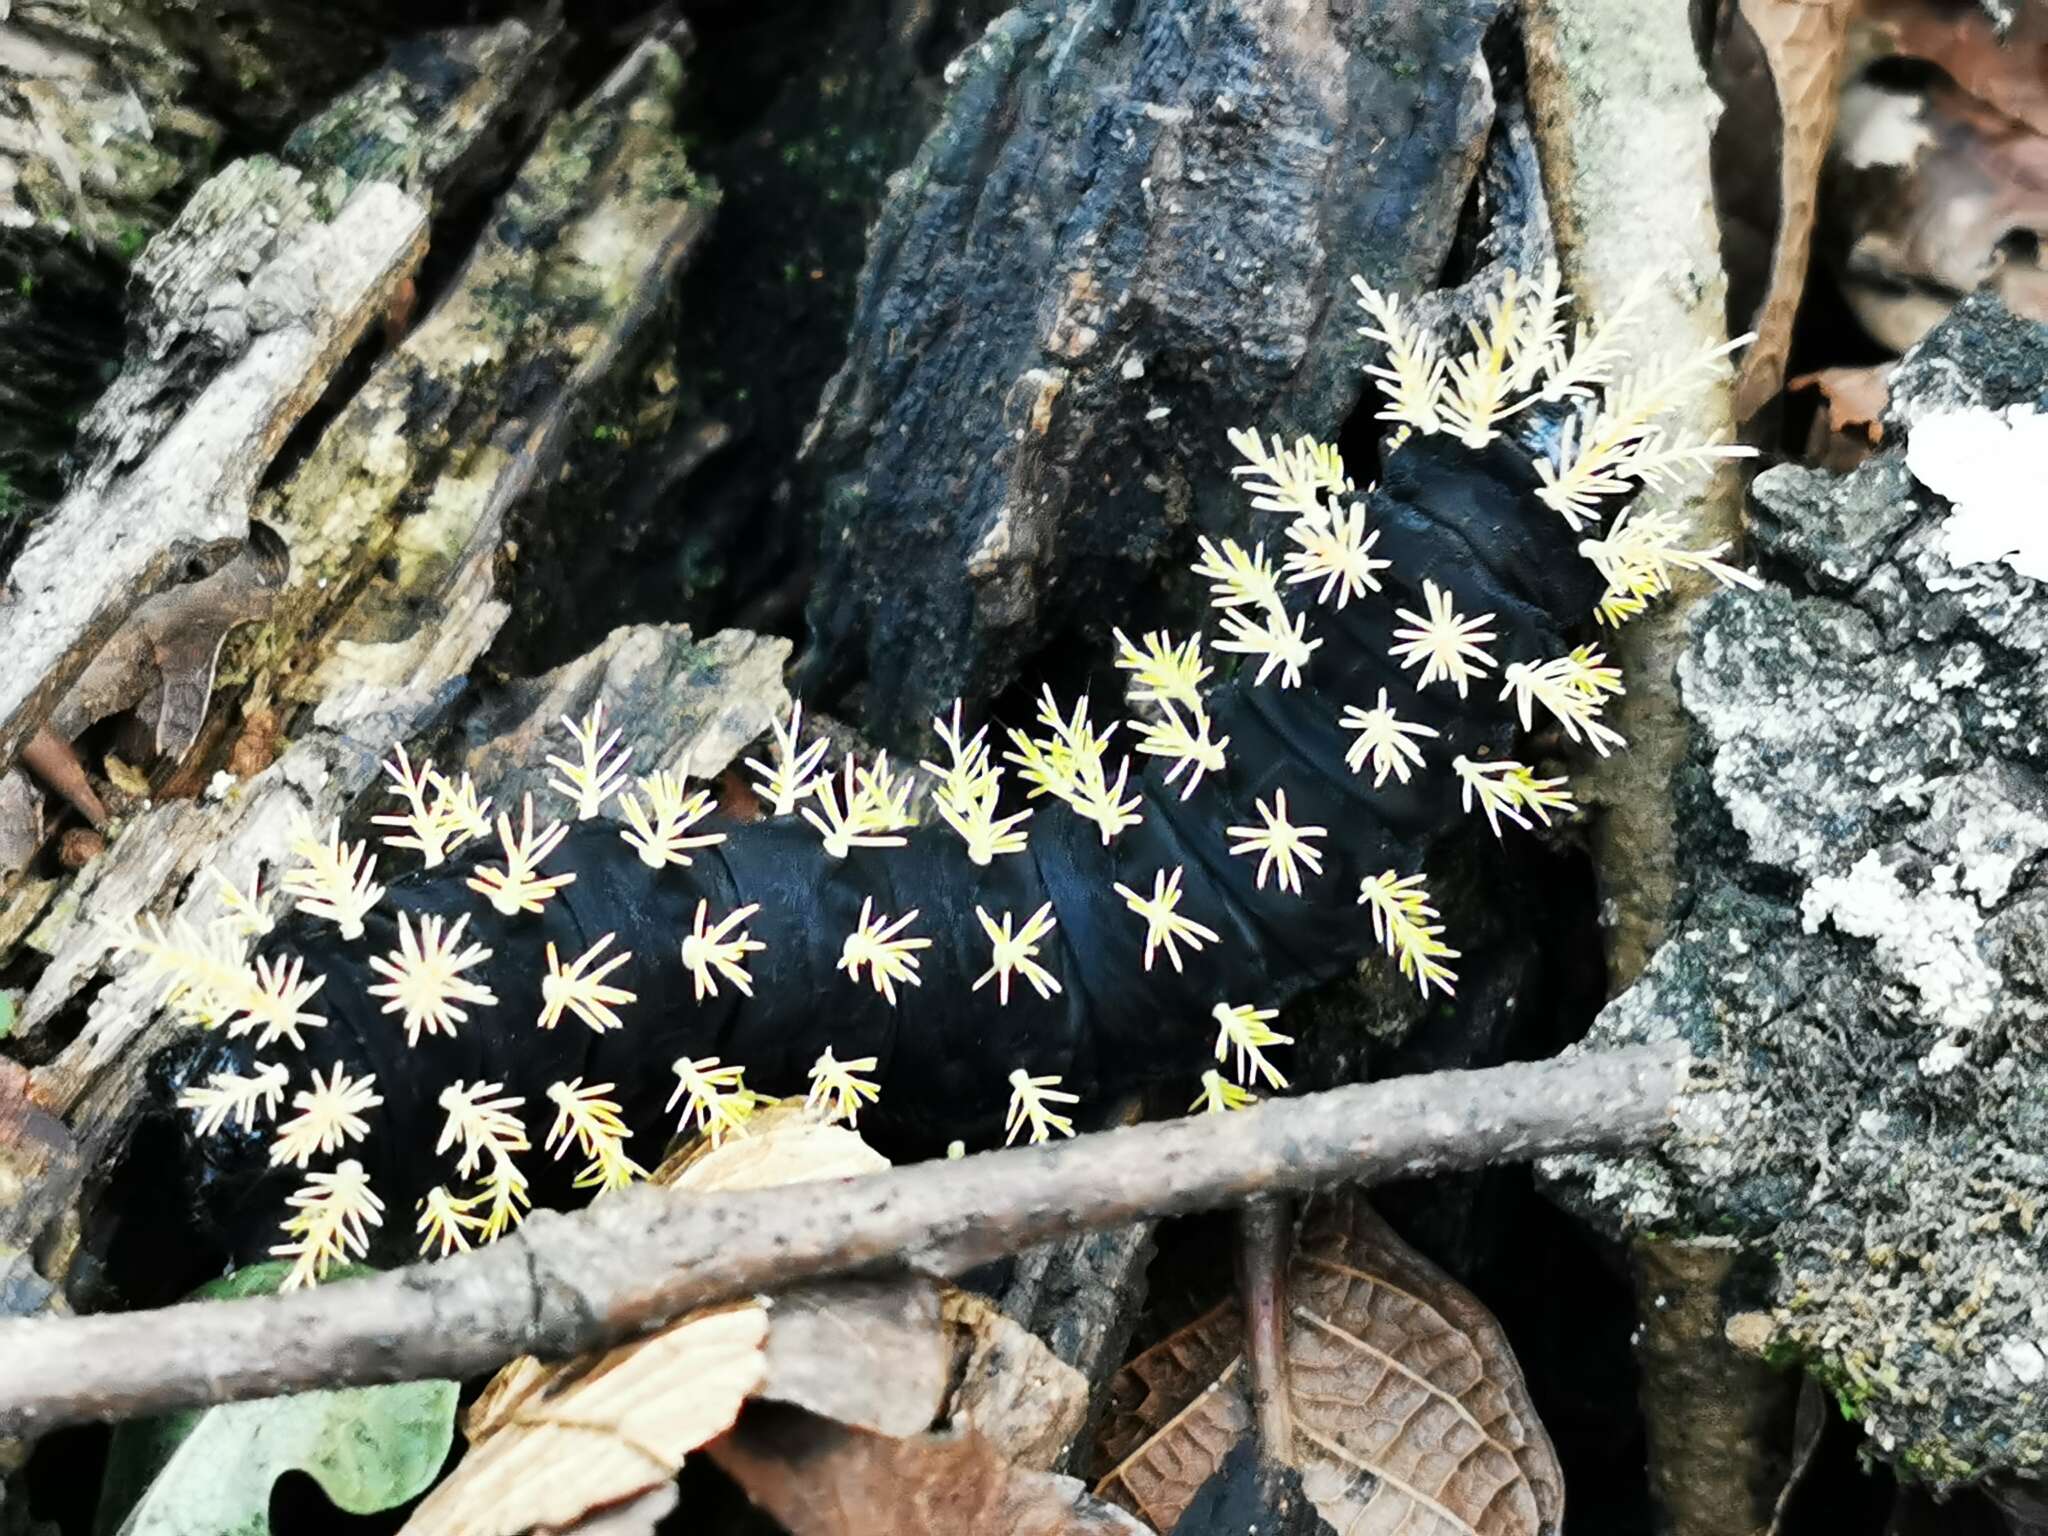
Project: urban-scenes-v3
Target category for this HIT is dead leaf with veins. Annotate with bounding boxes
[1092,1190,1561,1535]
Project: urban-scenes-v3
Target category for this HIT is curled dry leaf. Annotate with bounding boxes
[1092,1190,1562,1535]
[1730,0,1857,420]
[402,1304,769,1536]
[401,1110,890,1536]
[1791,363,1894,471]
[709,1405,1152,1536]
[1789,364,1893,444]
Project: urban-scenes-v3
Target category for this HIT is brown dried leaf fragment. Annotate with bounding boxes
[1092,1191,1562,1535]
[709,1408,1151,1536]
[1731,0,1858,421]
[1863,0,2048,140]
[407,1304,769,1536]
[1094,1366,1254,1532]
[1790,364,1893,444]
[402,1112,893,1536]
[1093,1301,1245,1475]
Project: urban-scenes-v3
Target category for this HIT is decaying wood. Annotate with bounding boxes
[797,0,1506,742]
[1632,1238,1798,1536]
[64,18,561,505]
[0,0,219,538]
[0,0,506,245]
[1522,0,1749,992]
[0,1042,1687,1435]
[997,1226,1158,1474]
[943,1289,1093,1473]
[0,14,560,772]
[0,25,728,1295]
[0,177,425,766]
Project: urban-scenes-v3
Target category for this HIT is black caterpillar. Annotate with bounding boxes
[116,269,1753,1282]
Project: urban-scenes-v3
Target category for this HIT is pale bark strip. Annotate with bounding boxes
[1523,0,1748,990]
[0,1042,1686,1435]
[0,180,427,765]
[0,31,719,1288]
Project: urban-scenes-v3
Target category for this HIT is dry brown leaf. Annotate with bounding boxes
[1093,1302,1245,1476]
[657,1104,889,1192]
[1732,0,1858,421]
[941,1289,1090,1471]
[1790,364,1893,442]
[1094,1365,1254,1531]
[402,1112,892,1536]
[1093,1191,1563,1536]
[406,1304,770,1536]
[1792,362,1893,469]
[709,1406,1151,1536]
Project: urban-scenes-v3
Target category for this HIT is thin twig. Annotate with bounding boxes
[0,1042,1686,1435]
[1236,1195,1296,1460]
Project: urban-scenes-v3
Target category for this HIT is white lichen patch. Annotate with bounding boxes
[1905,406,2048,582]
[1800,852,1999,1047]
[1835,79,1936,171]
[1922,766,2048,908]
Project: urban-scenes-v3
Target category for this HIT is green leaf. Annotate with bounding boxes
[97,1262,457,1536]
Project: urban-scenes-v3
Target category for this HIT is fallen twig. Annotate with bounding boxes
[1235,1196,1296,1462]
[0,1043,1686,1435]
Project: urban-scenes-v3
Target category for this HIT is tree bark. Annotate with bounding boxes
[1522,0,1748,992]
[0,23,721,1299]
[797,0,1505,743]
